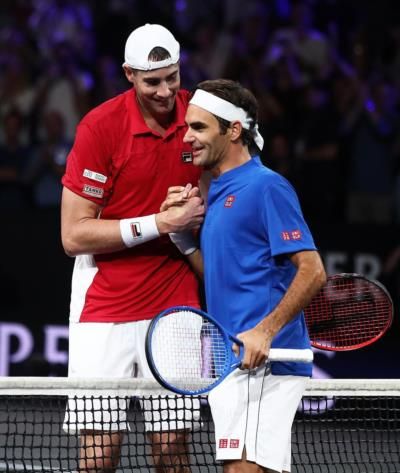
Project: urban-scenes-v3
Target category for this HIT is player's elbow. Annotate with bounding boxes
[314,258,327,290]
[302,251,327,295]
[61,231,80,257]
[62,241,79,258]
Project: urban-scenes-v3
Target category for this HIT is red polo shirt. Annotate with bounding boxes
[62,88,202,323]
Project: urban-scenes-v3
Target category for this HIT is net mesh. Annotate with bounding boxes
[1,378,399,473]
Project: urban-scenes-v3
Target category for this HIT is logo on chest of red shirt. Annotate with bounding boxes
[281,229,302,241]
[181,151,193,163]
[224,195,235,207]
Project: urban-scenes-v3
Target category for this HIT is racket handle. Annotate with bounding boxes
[268,348,313,363]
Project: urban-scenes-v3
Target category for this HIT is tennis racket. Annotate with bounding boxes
[304,273,393,351]
[145,306,313,395]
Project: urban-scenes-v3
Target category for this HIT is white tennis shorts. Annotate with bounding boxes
[208,365,308,472]
[63,320,201,433]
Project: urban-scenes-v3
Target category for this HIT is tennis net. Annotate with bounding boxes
[0,377,399,472]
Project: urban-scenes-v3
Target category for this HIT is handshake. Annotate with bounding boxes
[156,183,205,256]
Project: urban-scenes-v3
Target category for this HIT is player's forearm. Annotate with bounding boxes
[62,209,167,256]
[186,249,204,279]
[61,218,132,256]
[61,183,204,256]
[167,231,203,277]
[62,210,202,257]
[258,251,326,339]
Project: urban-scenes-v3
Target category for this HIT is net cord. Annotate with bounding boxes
[1,377,400,397]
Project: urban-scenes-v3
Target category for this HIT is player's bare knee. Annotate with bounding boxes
[79,431,122,473]
[223,461,246,473]
[149,430,190,454]
[79,449,120,473]
[78,456,118,473]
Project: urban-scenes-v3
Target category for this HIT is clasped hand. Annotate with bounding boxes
[160,184,205,232]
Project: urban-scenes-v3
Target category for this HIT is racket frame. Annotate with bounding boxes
[305,273,394,351]
[146,306,314,395]
[145,306,242,395]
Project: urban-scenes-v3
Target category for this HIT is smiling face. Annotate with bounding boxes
[124,63,180,118]
[183,104,232,173]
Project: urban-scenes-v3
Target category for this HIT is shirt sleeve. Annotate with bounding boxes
[261,176,317,256]
[62,121,113,206]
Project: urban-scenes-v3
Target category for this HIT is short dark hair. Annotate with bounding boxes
[195,79,258,147]
[148,46,171,62]
[130,47,174,73]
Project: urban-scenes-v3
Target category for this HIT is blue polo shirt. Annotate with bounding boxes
[200,156,317,376]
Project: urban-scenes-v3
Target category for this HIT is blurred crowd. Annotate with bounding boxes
[1,0,400,224]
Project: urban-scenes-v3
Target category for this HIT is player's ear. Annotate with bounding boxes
[123,65,135,84]
[230,121,243,142]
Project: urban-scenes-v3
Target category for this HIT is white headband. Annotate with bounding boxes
[189,89,264,150]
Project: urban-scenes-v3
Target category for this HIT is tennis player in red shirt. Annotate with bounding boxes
[61,24,204,473]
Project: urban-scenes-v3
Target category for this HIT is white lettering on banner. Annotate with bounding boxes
[0,323,34,376]
[323,252,382,278]
[0,323,68,376]
[354,254,381,279]
[44,325,69,364]
[324,252,347,275]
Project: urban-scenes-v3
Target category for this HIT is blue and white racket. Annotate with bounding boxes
[145,306,313,395]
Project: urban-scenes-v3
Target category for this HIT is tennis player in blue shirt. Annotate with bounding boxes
[164,79,326,473]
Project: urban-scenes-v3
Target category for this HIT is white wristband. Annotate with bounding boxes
[169,232,198,256]
[120,215,160,248]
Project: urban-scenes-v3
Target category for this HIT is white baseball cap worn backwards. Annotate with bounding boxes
[123,24,180,71]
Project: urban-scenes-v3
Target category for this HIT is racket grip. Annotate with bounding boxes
[268,348,313,363]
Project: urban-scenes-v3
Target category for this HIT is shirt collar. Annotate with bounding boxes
[126,88,187,137]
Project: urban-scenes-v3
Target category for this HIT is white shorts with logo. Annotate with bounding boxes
[64,320,201,433]
[208,365,308,473]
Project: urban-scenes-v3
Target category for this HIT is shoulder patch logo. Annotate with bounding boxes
[181,151,193,163]
[224,195,235,208]
[281,229,302,241]
[291,229,302,240]
[83,169,107,183]
[82,184,104,198]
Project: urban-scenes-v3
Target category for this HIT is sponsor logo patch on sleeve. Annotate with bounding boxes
[224,195,235,208]
[82,184,104,198]
[281,229,302,241]
[291,229,302,240]
[83,169,107,183]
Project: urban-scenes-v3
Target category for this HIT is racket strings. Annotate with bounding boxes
[150,310,231,392]
[305,277,392,349]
